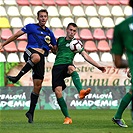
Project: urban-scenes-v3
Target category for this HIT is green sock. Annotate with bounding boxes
[115,93,132,119]
[71,71,82,93]
[57,97,70,118]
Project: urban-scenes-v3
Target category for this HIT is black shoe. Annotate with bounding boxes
[25,112,33,123]
[112,117,128,128]
[7,76,18,83]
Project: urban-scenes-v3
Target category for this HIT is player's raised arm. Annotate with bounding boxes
[81,50,106,73]
[0,30,25,50]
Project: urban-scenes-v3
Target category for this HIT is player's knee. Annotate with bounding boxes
[68,65,75,74]
[31,53,40,64]
[34,84,42,94]
[55,87,62,98]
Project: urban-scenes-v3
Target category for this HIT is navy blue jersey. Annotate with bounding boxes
[21,23,57,52]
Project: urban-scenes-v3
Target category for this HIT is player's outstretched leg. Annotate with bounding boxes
[71,71,91,99]
[79,88,91,99]
[7,76,18,83]
[7,59,35,83]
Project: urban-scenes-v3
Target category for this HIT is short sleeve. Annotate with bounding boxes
[21,24,32,34]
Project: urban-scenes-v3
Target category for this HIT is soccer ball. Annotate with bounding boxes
[69,40,83,52]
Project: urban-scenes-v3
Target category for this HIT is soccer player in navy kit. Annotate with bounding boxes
[0,9,57,123]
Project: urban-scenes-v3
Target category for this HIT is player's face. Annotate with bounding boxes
[66,25,77,40]
[37,12,48,27]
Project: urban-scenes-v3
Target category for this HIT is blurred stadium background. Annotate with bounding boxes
[0,0,132,111]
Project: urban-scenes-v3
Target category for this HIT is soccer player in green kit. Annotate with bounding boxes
[111,0,133,128]
[52,23,106,124]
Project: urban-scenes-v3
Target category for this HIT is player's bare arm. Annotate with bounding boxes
[0,30,25,50]
[81,50,106,73]
[49,44,57,54]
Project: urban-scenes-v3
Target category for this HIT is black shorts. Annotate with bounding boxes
[52,64,73,91]
[24,48,45,80]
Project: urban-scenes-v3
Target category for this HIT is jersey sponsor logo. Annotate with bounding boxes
[66,43,70,47]
[44,36,51,44]
[129,23,133,31]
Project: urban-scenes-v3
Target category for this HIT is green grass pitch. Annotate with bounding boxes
[1,109,133,133]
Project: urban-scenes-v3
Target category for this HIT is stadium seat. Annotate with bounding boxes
[49,17,63,28]
[47,6,59,17]
[93,28,106,40]
[0,0,4,5]
[84,41,98,52]
[74,32,80,40]
[89,17,102,28]
[23,17,35,25]
[106,28,114,40]
[111,6,124,17]
[74,53,85,62]
[0,17,10,28]
[59,6,72,17]
[10,17,23,28]
[80,29,93,40]
[16,0,30,6]
[120,0,129,5]
[97,40,110,52]
[7,6,20,17]
[4,42,18,52]
[3,0,16,5]
[32,6,44,16]
[68,0,81,6]
[46,21,50,28]
[81,0,94,5]
[7,53,20,62]
[72,6,85,17]
[124,6,132,17]
[17,41,27,52]
[1,29,13,40]
[115,17,125,25]
[107,0,120,5]
[53,28,65,39]
[62,17,74,28]
[47,53,56,62]
[101,52,113,62]
[20,6,33,17]
[102,17,115,28]
[13,29,27,40]
[76,17,89,28]
[0,6,7,17]
[0,52,6,62]
[93,0,107,5]
[29,0,43,6]
[98,6,111,17]
[85,6,98,17]
[55,0,68,6]
[19,52,25,62]
[89,52,100,62]
[42,0,55,6]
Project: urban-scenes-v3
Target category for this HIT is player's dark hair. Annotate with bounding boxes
[67,23,77,29]
[37,9,48,17]
[129,0,133,8]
